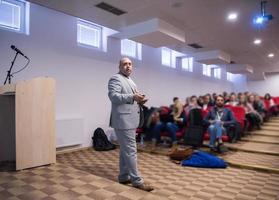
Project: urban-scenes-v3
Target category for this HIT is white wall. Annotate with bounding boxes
[247,73,279,96]
[231,74,248,93]
[0,3,237,147]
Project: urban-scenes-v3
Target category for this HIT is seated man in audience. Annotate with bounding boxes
[226,92,238,106]
[197,96,204,107]
[204,95,236,152]
[212,93,217,105]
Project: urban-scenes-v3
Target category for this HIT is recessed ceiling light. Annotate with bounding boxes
[254,39,262,45]
[268,53,274,58]
[227,13,238,21]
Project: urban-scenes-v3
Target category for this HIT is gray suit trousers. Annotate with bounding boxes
[114,129,143,186]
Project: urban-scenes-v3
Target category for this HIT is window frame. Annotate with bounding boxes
[77,19,102,49]
[0,0,29,34]
[161,47,172,67]
[181,57,193,72]
[213,67,221,79]
[161,47,184,68]
[227,72,234,81]
[202,64,212,77]
[121,39,142,60]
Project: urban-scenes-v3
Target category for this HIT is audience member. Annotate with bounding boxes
[204,95,236,152]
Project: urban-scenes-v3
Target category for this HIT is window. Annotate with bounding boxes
[121,39,142,60]
[77,19,102,49]
[161,47,184,68]
[227,72,234,81]
[161,47,171,67]
[202,64,212,76]
[182,57,193,72]
[213,67,221,79]
[0,0,29,34]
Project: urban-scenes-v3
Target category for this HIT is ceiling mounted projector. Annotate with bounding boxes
[254,0,273,25]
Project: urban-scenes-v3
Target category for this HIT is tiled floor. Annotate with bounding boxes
[0,163,168,200]
[57,148,279,200]
[1,117,279,200]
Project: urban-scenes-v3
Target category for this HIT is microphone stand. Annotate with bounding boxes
[4,52,19,85]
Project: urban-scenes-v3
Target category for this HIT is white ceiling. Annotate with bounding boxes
[28,0,279,79]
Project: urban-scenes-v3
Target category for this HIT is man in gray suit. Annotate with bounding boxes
[108,57,153,192]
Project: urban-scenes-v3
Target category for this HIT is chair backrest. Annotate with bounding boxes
[272,97,279,105]
[264,100,270,109]
[201,109,209,118]
[159,106,173,123]
[229,106,245,122]
[224,104,233,109]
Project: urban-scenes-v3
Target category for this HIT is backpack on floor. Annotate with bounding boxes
[184,109,204,147]
[184,126,204,147]
[92,128,116,151]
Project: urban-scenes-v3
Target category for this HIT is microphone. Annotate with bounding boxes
[11,45,29,59]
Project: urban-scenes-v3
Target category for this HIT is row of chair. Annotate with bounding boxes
[137,96,279,146]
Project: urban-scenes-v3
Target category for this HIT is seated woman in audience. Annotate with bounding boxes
[150,98,185,150]
[171,97,185,124]
[183,97,190,109]
[226,92,238,106]
[202,94,213,110]
[168,97,186,147]
[184,95,201,116]
[238,94,261,130]
[247,94,263,124]
[223,91,230,104]
[264,93,278,116]
[237,92,243,101]
[252,94,267,122]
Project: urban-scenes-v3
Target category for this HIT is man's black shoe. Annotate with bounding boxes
[119,179,132,185]
[210,147,218,153]
[217,143,228,153]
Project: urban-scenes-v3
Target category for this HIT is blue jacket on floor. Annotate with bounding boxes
[181,151,227,168]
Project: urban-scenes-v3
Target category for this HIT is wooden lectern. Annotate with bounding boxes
[0,77,56,170]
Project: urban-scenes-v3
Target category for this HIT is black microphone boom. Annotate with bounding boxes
[10,45,29,59]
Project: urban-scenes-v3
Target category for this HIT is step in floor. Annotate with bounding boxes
[264,122,279,127]
[226,141,279,155]
[261,126,279,131]
[221,151,279,172]
[252,130,279,137]
[241,135,279,144]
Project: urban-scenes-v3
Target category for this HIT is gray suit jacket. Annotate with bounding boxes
[108,73,140,129]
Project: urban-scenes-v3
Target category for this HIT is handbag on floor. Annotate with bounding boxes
[169,147,193,161]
